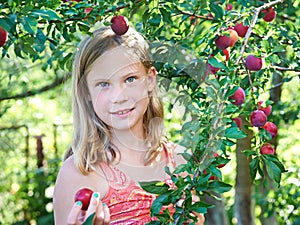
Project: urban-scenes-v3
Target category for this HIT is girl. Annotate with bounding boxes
[53,25,204,225]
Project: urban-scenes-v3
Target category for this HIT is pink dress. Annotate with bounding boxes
[100,142,176,225]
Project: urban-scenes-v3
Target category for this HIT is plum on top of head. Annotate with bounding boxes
[111,15,129,36]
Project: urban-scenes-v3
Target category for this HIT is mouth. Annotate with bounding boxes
[111,108,135,117]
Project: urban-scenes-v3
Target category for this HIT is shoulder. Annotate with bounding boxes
[53,155,108,224]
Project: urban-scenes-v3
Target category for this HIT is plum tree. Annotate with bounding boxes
[0,1,298,225]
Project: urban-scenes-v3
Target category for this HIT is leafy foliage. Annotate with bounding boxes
[0,0,299,224]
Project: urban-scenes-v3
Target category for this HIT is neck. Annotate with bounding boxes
[111,128,149,166]
[110,126,148,153]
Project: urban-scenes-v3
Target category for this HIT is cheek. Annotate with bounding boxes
[90,90,108,109]
[130,81,149,99]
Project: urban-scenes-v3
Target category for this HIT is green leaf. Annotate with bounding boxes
[151,193,171,214]
[20,16,37,35]
[62,26,71,42]
[243,150,258,157]
[208,57,226,69]
[31,9,62,21]
[160,7,172,24]
[189,201,212,214]
[146,221,162,225]
[34,29,47,53]
[265,160,282,184]
[224,127,247,139]
[14,42,23,58]
[149,13,162,25]
[139,181,170,194]
[209,3,224,19]
[223,139,235,146]
[180,152,192,161]
[264,154,286,172]
[206,86,216,99]
[82,213,95,225]
[174,164,187,174]
[0,18,15,32]
[77,21,90,33]
[249,157,259,180]
[208,180,232,193]
[225,86,239,98]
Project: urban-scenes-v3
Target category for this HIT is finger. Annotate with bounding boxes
[67,201,82,225]
[85,192,100,221]
[192,194,200,203]
[196,214,205,225]
[94,201,105,224]
[102,203,111,224]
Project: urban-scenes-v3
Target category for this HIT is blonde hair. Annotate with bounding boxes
[64,26,165,174]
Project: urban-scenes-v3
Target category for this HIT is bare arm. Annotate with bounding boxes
[53,156,108,225]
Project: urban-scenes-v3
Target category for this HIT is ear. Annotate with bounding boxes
[147,66,157,92]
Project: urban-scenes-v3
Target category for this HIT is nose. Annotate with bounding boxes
[110,85,128,104]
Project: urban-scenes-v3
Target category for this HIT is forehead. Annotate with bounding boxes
[87,46,143,80]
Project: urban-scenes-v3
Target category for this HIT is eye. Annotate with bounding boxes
[97,82,109,88]
[125,76,136,83]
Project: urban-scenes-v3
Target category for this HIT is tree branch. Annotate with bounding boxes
[271,66,300,72]
[0,74,70,102]
[0,124,28,131]
[175,10,214,21]
[40,2,131,24]
[235,0,286,65]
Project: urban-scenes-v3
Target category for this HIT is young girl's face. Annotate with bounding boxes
[86,47,156,133]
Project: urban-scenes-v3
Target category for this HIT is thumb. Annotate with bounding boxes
[85,192,100,220]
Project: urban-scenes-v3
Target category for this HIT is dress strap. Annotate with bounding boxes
[99,162,131,190]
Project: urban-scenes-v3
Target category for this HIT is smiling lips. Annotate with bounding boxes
[111,108,134,118]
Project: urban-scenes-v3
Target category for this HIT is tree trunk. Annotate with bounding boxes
[203,193,229,225]
[259,71,282,225]
[234,118,255,225]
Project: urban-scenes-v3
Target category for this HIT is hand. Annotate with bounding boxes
[191,194,205,225]
[67,192,110,225]
[193,212,205,225]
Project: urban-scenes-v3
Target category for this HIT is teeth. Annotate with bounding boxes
[116,109,130,115]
